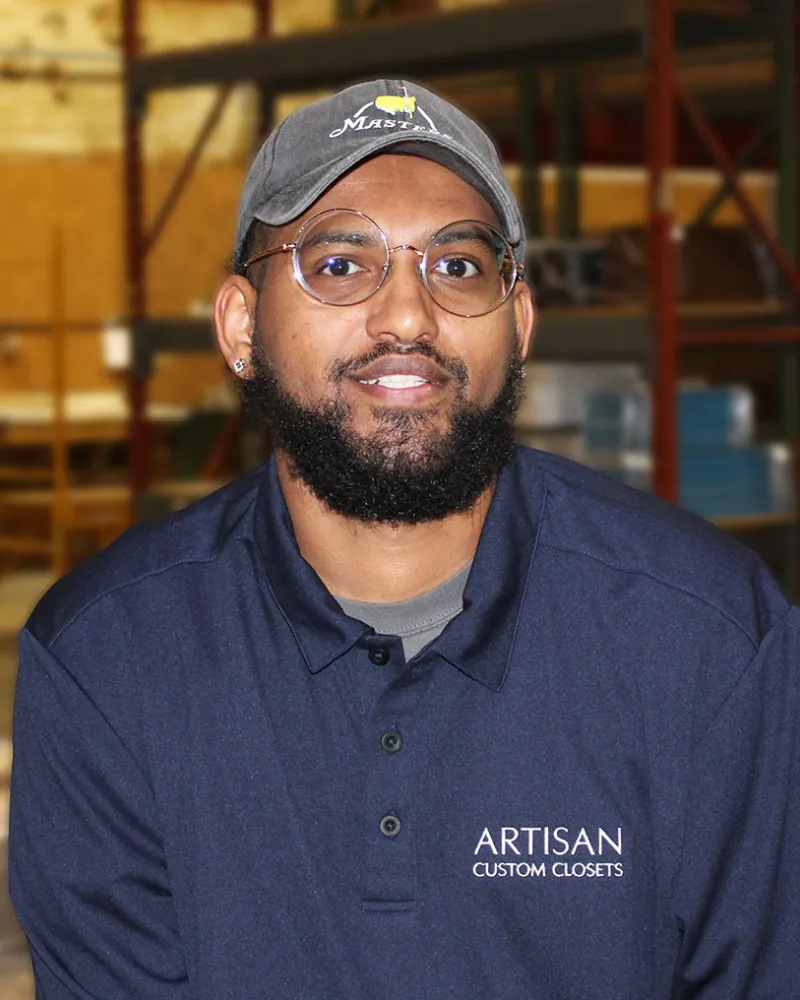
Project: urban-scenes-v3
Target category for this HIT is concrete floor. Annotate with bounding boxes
[0,572,54,1000]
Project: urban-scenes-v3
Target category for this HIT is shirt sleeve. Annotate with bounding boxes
[671,606,800,998]
[9,628,191,999]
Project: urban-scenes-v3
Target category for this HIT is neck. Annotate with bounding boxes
[275,452,493,603]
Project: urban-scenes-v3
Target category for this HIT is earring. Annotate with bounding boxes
[232,358,247,374]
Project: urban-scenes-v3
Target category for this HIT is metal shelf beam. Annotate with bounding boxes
[132,306,800,375]
[131,314,655,371]
[129,1,646,95]
[127,0,777,99]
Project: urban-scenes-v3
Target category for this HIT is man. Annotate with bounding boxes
[9,79,800,999]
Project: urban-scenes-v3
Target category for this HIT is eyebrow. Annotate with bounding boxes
[429,227,502,253]
[302,230,382,250]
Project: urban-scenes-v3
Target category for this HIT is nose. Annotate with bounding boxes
[363,247,440,345]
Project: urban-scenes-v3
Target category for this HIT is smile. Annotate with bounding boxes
[358,375,431,389]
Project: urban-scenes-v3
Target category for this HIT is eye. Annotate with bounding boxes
[431,256,480,279]
[319,256,366,277]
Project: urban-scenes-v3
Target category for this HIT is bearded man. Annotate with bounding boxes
[10,80,800,1000]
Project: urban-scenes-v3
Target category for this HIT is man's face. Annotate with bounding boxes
[219,154,535,523]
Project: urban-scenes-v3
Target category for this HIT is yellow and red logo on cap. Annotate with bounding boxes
[328,91,445,139]
[374,94,417,115]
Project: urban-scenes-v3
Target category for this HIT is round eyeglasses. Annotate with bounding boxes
[243,209,524,318]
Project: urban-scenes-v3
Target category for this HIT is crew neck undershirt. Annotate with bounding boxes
[334,561,472,661]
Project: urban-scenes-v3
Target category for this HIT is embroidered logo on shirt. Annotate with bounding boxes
[472,825,625,880]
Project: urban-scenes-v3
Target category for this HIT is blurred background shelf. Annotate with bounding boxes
[0,0,798,578]
[126,0,782,96]
[712,510,798,530]
[132,301,799,369]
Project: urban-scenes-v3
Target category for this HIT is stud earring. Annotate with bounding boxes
[232,358,247,374]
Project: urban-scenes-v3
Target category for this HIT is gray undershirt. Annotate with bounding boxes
[335,561,472,661]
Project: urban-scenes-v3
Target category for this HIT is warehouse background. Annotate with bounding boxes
[0,0,780,400]
[0,0,797,993]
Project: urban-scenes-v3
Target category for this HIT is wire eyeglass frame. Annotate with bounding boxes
[242,208,525,319]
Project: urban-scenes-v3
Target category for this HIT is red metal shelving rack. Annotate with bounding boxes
[647,0,800,519]
[120,0,799,527]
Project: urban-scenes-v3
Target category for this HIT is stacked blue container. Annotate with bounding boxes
[584,386,651,493]
[585,384,791,519]
[678,385,764,518]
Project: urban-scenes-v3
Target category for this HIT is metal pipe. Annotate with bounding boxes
[796,0,800,266]
[555,68,580,239]
[0,66,118,84]
[777,0,798,263]
[122,0,150,497]
[255,0,272,37]
[0,320,104,332]
[679,327,800,345]
[254,0,274,140]
[648,0,679,505]
[775,0,800,597]
[143,84,234,256]
[678,81,800,298]
[692,115,773,227]
[50,228,69,577]
[202,409,243,480]
[518,68,543,239]
[0,48,119,61]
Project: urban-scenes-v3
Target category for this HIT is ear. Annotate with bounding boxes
[214,275,258,376]
[512,280,536,361]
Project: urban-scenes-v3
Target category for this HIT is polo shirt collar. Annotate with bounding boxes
[254,461,371,670]
[428,451,544,690]
[255,449,545,691]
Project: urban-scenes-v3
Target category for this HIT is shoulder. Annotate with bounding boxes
[27,469,264,648]
[513,446,790,644]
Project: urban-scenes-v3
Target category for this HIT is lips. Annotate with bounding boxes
[350,355,448,389]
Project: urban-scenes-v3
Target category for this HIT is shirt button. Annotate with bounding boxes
[381,730,403,753]
[380,814,401,838]
[369,647,390,666]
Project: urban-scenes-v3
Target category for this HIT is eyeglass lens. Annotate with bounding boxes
[294,210,515,317]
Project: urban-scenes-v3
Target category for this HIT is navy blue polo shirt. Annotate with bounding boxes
[10,446,800,999]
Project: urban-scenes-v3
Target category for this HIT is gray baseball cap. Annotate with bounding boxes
[235,78,526,264]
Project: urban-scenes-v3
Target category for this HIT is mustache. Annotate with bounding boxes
[328,341,469,386]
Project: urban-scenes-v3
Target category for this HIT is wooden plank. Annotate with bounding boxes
[712,511,797,530]
[0,423,127,446]
[149,479,228,502]
[0,536,52,555]
[0,468,53,484]
[0,486,131,508]
[676,0,749,11]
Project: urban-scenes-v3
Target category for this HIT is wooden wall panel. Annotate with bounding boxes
[145,158,244,317]
[0,155,243,320]
[0,158,122,324]
[0,155,239,398]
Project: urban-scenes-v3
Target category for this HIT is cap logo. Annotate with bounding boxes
[328,92,449,140]
[375,95,416,114]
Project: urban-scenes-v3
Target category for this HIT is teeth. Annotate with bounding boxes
[359,374,429,389]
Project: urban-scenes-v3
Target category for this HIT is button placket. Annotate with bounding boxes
[360,638,419,905]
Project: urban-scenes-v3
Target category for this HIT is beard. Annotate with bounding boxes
[238,330,525,525]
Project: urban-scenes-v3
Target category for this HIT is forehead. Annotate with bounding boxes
[280,154,500,241]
